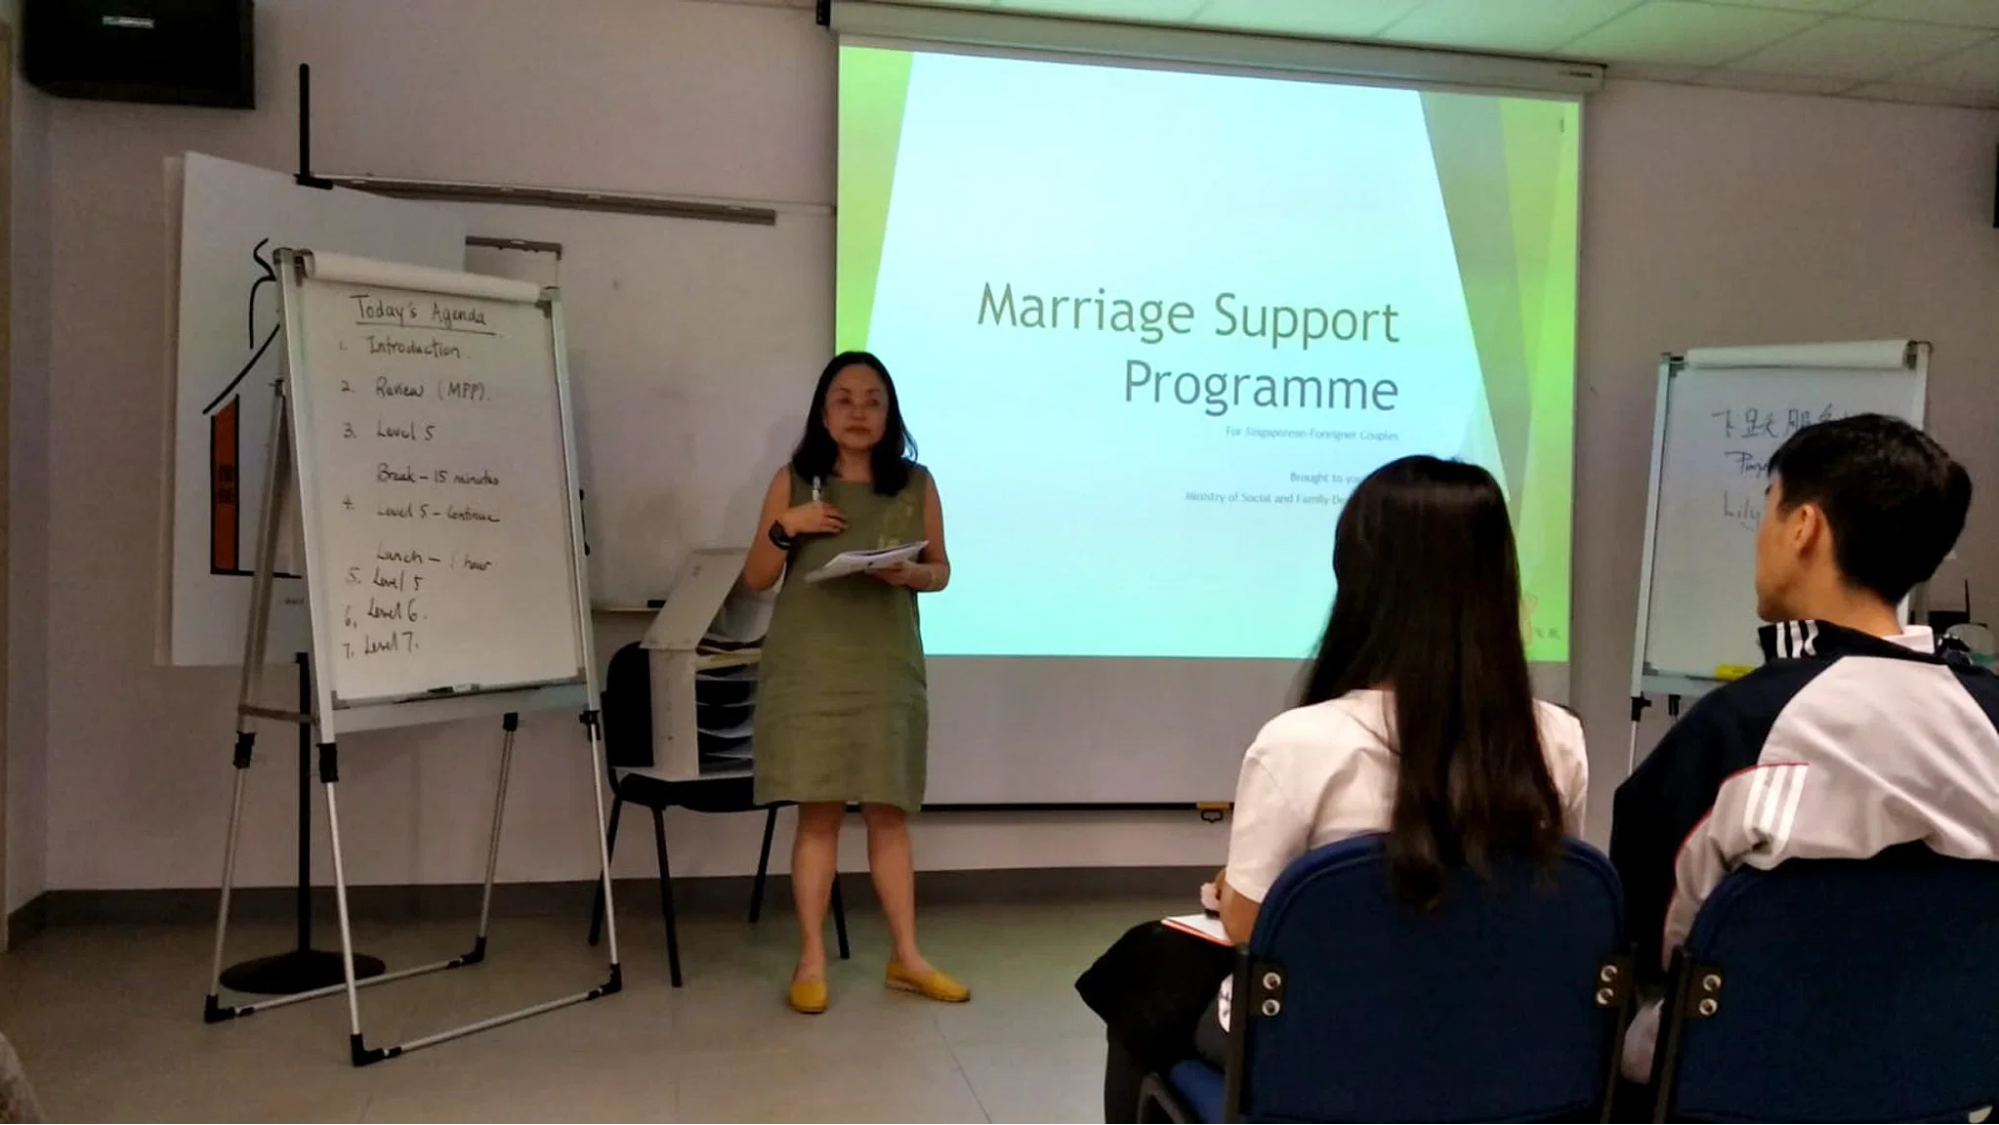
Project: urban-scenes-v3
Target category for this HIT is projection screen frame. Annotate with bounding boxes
[825,0,1605,99]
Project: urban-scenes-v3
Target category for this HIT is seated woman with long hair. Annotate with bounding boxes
[1088,455,1590,1122]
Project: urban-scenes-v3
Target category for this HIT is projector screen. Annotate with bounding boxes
[838,44,1580,669]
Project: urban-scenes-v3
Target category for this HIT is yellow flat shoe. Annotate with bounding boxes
[788,977,828,1015]
[885,960,970,1003]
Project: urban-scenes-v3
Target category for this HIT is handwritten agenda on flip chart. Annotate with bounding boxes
[296,280,585,703]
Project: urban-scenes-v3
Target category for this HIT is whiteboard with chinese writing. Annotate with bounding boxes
[1633,340,1927,694]
[278,250,592,717]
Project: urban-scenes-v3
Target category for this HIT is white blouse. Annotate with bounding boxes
[1216,689,1590,1030]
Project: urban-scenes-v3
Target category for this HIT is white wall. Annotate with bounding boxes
[6,0,52,914]
[1574,80,1999,840]
[18,0,1999,892]
[34,0,1232,892]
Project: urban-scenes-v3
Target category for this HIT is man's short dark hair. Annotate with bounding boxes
[1768,413,1971,605]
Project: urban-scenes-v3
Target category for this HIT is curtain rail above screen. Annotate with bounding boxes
[826,0,1604,98]
[319,176,796,227]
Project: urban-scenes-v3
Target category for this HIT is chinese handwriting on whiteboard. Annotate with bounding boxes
[1713,404,1840,530]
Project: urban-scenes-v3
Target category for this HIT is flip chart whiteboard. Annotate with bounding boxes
[1633,340,1927,694]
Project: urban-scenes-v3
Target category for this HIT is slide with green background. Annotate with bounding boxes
[839,46,1578,662]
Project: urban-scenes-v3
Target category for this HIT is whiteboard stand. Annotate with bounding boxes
[202,249,622,1066]
[1627,340,1929,774]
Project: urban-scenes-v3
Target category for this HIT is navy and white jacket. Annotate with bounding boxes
[1611,621,1999,982]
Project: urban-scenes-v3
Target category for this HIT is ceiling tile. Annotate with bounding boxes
[1846,79,1999,105]
[1693,68,1857,93]
[1193,0,1429,39]
[1851,0,1999,27]
[1722,15,1990,78]
[1378,0,1646,54]
[1561,1,1821,67]
[995,0,1204,20]
[1608,61,1711,82]
[1900,34,1999,88]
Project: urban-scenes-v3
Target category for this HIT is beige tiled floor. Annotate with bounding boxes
[1,893,1178,1122]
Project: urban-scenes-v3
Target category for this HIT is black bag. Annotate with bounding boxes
[1075,921,1234,1070]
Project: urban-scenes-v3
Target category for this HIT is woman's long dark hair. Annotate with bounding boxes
[789,351,917,496]
[1299,456,1562,910]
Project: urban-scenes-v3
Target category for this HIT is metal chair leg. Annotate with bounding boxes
[652,807,683,988]
[831,874,850,961]
[750,806,779,924]
[588,794,623,946]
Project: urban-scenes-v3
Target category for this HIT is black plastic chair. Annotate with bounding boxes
[590,642,848,987]
[585,771,848,987]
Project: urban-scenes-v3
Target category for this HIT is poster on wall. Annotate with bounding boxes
[160,152,467,666]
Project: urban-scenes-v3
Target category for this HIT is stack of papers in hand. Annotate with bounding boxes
[804,541,927,584]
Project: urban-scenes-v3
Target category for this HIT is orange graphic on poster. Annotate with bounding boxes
[201,238,298,579]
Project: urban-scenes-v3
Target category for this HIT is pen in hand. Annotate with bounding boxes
[1200,873,1223,917]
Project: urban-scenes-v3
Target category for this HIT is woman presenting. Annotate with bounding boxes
[741,351,967,1015]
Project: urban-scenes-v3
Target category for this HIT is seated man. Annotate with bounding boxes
[1611,414,1998,1080]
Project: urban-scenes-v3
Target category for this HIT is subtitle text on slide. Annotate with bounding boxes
[1184,471,1368,508]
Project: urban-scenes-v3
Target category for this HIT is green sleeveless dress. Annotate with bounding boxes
[753,466,930,813]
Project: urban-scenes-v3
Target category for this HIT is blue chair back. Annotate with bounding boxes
[1233,834,1625,1122]
[1659,844,1999,1122]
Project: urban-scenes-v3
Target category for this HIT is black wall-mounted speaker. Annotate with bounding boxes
[24,0,254,109]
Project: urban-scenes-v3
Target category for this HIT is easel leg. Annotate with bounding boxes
[588,795,623,947]
[204,738,255,1021]
[321,743,388,1066]
[583,712,623,989]
[468,713,521,964]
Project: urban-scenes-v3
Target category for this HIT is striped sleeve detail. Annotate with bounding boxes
[1661,761,1814,961]
[1742,762,1808,854]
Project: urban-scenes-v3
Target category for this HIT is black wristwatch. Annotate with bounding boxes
[768,520,797,550]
